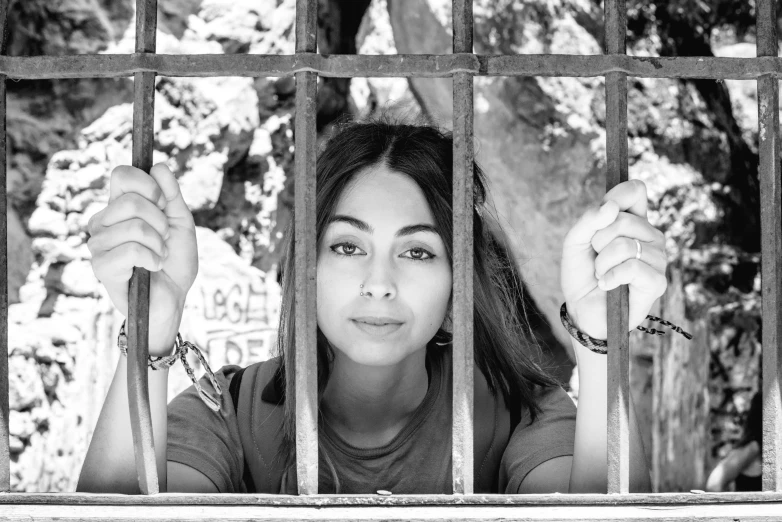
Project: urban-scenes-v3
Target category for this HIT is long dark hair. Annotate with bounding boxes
[273,117,560,477]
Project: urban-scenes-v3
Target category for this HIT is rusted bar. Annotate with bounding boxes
[0,0,8,495]
[451,0,474,496]
[757,0,782,493]
[294,0,318,496]
[4,500,782,521]
[4,490,782,506]
[9,54,782,80]
[453,0,473,54]
[604,0,631,494]
[126,0,158,495]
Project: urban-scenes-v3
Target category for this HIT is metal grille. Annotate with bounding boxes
[1,0,782,518]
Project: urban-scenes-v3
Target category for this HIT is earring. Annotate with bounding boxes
[360,284,364,296]
[434,329,453,346]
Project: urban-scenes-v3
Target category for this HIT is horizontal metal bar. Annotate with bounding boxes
[3,501,782,521]
[2,492,782,506]
[7,54,782,80]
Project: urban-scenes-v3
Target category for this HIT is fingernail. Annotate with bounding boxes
[164,230,170,241]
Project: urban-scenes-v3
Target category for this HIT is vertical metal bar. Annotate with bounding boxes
[757,0,782,493]
[294,0,318,496]
[0,0,8,495]
[452,0,474,495]
[127,0,158,495]
[604,0,631,494]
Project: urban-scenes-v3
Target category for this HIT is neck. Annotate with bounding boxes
[321,348,430,447]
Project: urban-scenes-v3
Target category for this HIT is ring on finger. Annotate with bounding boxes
[634,238,642,261]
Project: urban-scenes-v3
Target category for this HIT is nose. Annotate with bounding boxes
[361,259,397,299]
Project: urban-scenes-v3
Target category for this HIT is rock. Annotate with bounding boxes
[58,260,101,298]
[81,141,107,166]
[80,104,134,142]
[48,150,82,171]
[178,151,227,211]
[40,363,65,394]
[158,122,193,152]
[32,238,80,263]
[35,316,85,346]
[67,189,106,213]
[35,345,63,365]
[8,356,45,411]
[27,206,68,238]
[8,206,34,304]
[65,212,82,235]
[79,201,106,231]
[8,323,49,358]
[9,436,24,455]
[9,410,36,440]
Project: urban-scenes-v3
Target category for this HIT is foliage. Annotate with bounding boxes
[624,0,757,53]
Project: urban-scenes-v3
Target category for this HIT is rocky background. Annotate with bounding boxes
[5,0,768,492]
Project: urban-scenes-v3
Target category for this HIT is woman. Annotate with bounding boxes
[77,120,666,494]
[706,391,762,492]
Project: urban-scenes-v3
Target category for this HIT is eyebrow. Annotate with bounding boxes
[328,214,441,238]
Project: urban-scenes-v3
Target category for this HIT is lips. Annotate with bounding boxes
[352,320,404,336]
[352,316,403,326]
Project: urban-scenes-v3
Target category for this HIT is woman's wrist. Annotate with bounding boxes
[566,306,605,341]
[571,337,608,368]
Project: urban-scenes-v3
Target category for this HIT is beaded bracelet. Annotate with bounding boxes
[117,320,223,412]
[559,302,692,355]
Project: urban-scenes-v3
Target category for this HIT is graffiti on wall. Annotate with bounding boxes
[182,271,281,370]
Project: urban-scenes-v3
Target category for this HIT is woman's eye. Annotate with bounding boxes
[403,247,436,261]
[330,243,436,262]
[331,242,365,257]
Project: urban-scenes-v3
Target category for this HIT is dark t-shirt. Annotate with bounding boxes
[738,391,762,448]
[167,349,577,494]
[735,390,762,491]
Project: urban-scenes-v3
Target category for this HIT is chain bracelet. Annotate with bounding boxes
[559,302,692,355]
[117,321,223,412]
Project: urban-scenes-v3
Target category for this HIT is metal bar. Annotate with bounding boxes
[604,0,631,494]
[451,0,474,496]
[757,0,782,493]
[453,0,473,53]
[126,0,158,495]
[294,0,318,496]
[0,0,8,495]
[3,490,782,506]
[10,54,782,80]
[4,500,782,521]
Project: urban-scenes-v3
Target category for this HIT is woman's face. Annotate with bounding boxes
[317,163,452,367]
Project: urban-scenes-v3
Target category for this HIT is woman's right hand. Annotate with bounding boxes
[87,163,199,357]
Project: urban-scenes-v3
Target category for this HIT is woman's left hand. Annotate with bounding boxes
[560,180,668,340]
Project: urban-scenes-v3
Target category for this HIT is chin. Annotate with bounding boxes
[340,347,413,367]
